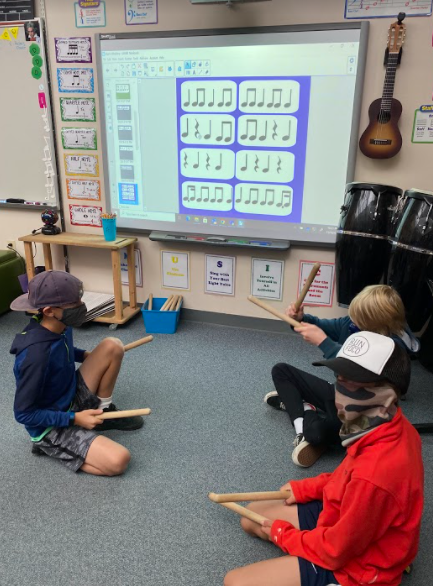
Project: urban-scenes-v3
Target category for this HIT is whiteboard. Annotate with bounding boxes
[0,19,59,208]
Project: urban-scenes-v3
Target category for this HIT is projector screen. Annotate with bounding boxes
[97,23,368,245]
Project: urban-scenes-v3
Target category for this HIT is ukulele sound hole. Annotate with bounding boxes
[369,138,392,145]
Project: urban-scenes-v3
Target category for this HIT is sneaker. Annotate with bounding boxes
[292,434,326,468]
[31,444,46,456]
[98,403,144,431]
[264,391,286,411]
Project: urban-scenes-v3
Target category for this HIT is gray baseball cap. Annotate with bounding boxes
[11,270,84,312]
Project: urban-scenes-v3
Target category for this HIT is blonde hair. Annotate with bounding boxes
[348,285,406,336]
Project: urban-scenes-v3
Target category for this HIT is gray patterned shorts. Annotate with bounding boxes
[32,371,100,472]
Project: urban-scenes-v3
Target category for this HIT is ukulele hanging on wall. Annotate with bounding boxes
[359,13,406,160]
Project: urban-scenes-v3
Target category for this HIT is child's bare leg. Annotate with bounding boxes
[80,435,130,476]
[240,500,300,540]
[224,556,301,586]
[78,337,124,399]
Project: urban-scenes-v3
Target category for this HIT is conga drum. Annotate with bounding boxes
[387,188,433,331]
[336,182,403,307]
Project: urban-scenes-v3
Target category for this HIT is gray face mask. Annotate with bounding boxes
[60,304,87,328]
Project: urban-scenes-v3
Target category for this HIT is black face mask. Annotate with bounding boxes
[60,304,87,328]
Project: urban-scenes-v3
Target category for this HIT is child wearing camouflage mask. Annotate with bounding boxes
[10,270,143,476]
[225,332,423,586]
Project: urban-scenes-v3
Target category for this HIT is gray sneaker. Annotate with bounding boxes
[292,434,326,468]
[98,403,144,431]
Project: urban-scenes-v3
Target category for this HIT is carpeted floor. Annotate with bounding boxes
[0,310,431,586]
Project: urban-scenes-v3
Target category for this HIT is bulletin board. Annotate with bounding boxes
[0,19,60,208]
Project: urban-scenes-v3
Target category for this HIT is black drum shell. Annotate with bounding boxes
[336,232,391,307]
[339,183,403,237]
[387,242,433,331]
[393,193,433,250]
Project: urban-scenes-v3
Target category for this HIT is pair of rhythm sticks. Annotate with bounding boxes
[101,263,320,421]
[97,334,154,421]
[208,491,291,525]
[148,293,183,312]
[248,262,321,327]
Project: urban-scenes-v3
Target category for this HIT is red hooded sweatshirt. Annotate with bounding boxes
[271,409,424,586]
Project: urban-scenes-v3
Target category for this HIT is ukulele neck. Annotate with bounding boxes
[380,52,399,113]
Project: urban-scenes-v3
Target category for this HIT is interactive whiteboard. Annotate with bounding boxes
[97,23,368,244]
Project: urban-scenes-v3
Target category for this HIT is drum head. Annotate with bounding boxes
[405,188,433,202]
[346,182,403,195]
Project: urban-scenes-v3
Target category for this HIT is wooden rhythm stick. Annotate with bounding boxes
[175,296,183,311]
[219,502,268,525]
[148,294,153,311]
[248,295,299,328]
[209,491,291,503]
[294,263,321,311]
[167,295,179,311]
[160,295,174,311]
[99,408,151,420]
[123,335,154,352]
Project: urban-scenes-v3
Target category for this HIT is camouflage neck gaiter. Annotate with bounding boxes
[335,381,398,447]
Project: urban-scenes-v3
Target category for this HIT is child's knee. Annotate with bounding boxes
[107,447,131,476]
[224,569,240,586]
[271,362,287,379]
[103,337,125,359]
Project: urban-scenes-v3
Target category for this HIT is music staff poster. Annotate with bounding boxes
[60,98,96,122]
[57,68,94,93]
[345,0,432,18]
[64,154,99,176]
[177,77,310,225]
[55,37,92,63]
[61,128,97,150]
[66,178,101,200]
[69,204,102,227]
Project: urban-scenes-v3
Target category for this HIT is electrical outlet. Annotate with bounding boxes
[7,240,16,250]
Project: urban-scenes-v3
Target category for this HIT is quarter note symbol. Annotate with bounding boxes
[204,121,212,140]
[267,89,282,109]
[257,89,265,108]
[240,154,248,172]
[241,88,256,108]
[215,153,222,171]
[183,89,191,108]
[284,89,292,109]
[193,152,200,169]
[262,156,270,173]
[218,88,233,108]
[208,90,215,108]
[282,120,292,142]
[192,88,205,107]
[201,186,210,202]
[216,121,232,143]
[259,121,268,142]
[241,119,257,141]
[282,190,292,208]
[181,118,189,138]
[216,187,224,203]
[236,187,243,203]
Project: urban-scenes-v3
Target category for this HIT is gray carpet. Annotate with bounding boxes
[0,310,432,586]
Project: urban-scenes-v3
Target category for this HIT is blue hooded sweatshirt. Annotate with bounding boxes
[10,316,86,440]
[302,314,420,360]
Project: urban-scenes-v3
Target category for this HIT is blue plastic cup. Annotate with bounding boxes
[102,217,117,241]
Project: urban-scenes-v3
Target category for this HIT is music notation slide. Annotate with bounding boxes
[181,81,237,113]
[180,114,235,146]
[234,184,293,216]
[182,182,233,212]
[180,148,235,180]
[237,115,297,148]
[235,150,294,184]
[238,80,300,114]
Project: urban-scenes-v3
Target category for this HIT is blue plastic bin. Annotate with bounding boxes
[141,297,182,334]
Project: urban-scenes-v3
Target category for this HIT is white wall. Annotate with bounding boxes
[1,0,432,320]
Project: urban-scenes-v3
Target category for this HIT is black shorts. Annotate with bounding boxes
[32,371,100,472]
[297,501,339,586]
